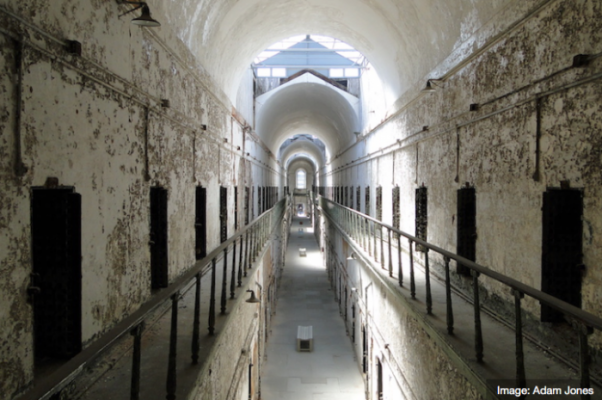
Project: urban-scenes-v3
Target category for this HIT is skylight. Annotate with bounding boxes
[253,35,365,66]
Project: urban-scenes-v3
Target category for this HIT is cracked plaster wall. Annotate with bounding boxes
[325,0,602,350]
[0,2,279,397]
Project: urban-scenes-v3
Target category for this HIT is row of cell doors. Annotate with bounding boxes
[456,186,583,322]
[29,185,230,364]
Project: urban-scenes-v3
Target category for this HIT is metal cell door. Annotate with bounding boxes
[150,187,168,288]
[415,186,427,251]
[220,186,228,243]
[541,189,583,322]
[245,186,250,225]
[456,187,476,275]
[195,186,207,260]
[31,188,82,360]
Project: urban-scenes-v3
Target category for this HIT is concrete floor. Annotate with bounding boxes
[260,215,366,400]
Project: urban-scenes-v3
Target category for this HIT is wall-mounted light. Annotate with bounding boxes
[421,79,443,93]
[245,289,260,303]
[119,1,161,27]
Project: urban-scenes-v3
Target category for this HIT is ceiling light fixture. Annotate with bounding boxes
[119,1,161,27]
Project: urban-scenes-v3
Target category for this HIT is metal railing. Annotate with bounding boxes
[319,196,602,392]
[20,197,288,400]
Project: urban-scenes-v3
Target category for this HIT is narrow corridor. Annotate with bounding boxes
[261,215,366,400]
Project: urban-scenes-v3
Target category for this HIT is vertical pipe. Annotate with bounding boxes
[397,234,403,287]
[130,323,143,400]
[444,257,454,335]
[425,249,432,315]
[13,39,27,177]
[238,236,244,287]
[191,273,201,364]
[221,248,228,314]
[472,271,483,362]
[409,240,416,299]
[166,292,179,400]
[231,241,237,299]
[513,290,525,387]
[208,258,216,335]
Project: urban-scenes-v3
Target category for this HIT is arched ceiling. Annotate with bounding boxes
[256,82,359,155]
[165,0,512,103]
[280,138,326,170]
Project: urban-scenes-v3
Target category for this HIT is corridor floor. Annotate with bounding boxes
[260,215,366,400]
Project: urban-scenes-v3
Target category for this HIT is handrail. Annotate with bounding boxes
[20,197,289,400]
[318,195,601,390]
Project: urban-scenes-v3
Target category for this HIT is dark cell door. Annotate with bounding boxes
[376,187,383,221]
[365,186,370,216]
[195,186,207,260]
[220,186,228,243]
[349,186,354,208]
[234,186,238,230]
[377,358,384,400]
[31,188,82,361]
[356,186,361,211]
[457,187,476,275]
[257,187,260,215]
[415,186,428,251]
[362,325,368,374]
[245,186,250,225]
[150,187,168,289]
[541,189,583,322]
[393,187,400,232]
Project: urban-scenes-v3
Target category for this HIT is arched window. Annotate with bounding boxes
[296,169,306,189]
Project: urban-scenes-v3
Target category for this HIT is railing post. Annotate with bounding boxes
[244,231,249,276]
[397,234,403,287]
[513,290,525,388]
[409,239,416,299]
[444,257,453,335]
[387,228,393,277]
[237,236,243,287]
[230,241,237,299]
[472,270,483,362]
[191,273,201,364]
[208,258,216,335]
[373,222,378,262]
[380,225,385,269]
[425,249,432,315]
[221,248,228,314]
[130,323,144,400]
[166,292,179,400]
[578,322,593,399]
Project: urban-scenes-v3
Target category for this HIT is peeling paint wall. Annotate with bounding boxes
[325,0,602,351]
[0,2,280,397]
